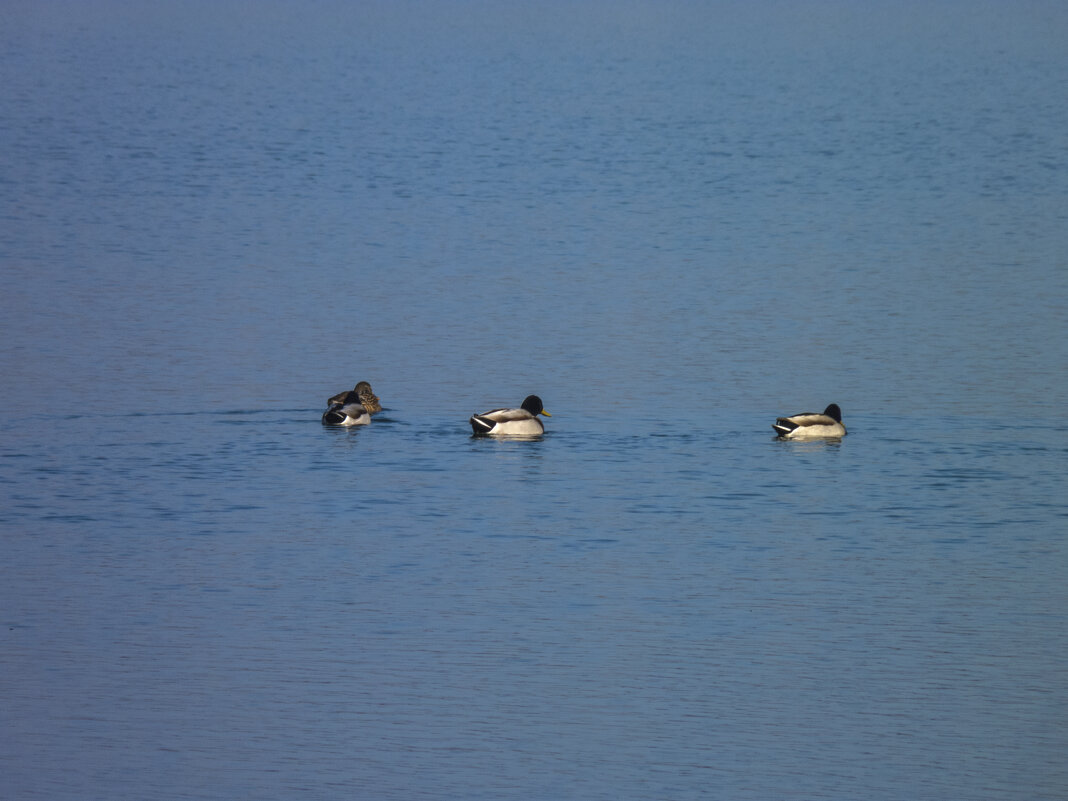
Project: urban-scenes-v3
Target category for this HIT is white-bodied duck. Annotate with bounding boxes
[773,403,846,439]
[470,395,551,437]
[322,390,370,426]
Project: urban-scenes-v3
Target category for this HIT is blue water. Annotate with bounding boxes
[2,2,1067,799]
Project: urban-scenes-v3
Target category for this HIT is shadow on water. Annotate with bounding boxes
[771,436,844,452]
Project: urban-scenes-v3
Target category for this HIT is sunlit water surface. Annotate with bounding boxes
[2,2,1066,799]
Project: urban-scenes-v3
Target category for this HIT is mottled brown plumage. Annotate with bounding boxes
[328,381,381,413]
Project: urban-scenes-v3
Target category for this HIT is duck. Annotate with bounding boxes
[772,403,846,439]
[470,395,551,436]
[327,381,381,413]
[322,390,371,426]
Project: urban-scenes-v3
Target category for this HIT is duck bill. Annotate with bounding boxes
[540,410,552,417]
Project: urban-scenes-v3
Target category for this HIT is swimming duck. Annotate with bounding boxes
[470,395,551,436]
[322,391,371,426]
[327,381,381,413]
[773,403,846,439]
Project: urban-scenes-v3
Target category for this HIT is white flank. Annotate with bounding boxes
[483,417,544,436]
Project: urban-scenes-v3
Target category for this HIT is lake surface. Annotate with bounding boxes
[2,2,1066,799]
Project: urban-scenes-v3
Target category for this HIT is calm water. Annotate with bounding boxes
[2,2,1067,799]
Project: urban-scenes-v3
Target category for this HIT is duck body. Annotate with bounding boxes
[470,395,550,437]
[322,391,370,426]
[328,381,381,413]
[773,403,846,439]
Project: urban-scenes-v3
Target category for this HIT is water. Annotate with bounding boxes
[2,2,1067,799]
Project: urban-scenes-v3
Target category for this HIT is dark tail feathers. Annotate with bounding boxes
[322,405,346,426]
[470,415,493,434]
